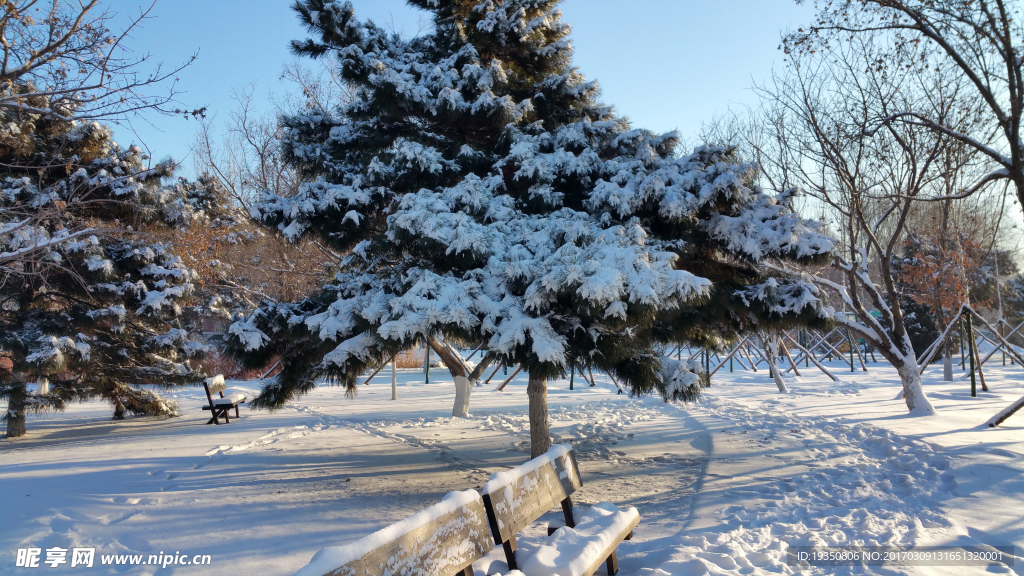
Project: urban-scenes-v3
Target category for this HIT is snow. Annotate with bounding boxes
[228,311,270,351]
[520,502,639,576]
[659,355,704,401]
[294,490,482,576]
[212,393,246,406]
[2,358,1023,575]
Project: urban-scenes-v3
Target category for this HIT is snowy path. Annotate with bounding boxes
[1,364,1022,575]
[622,397,958,575]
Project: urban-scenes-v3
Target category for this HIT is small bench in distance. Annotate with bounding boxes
[294,490,493,576]
[201,374,246,425]
[481,444,638,576]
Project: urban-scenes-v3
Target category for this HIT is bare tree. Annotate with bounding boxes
[190,59,356,209]
[789,0,1024,212]
[191,86,301,210]
[184,59,355,303]
[0,0,199,122]
[752,34,995,414]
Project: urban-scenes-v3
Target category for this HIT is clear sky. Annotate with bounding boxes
[114,0,817,168]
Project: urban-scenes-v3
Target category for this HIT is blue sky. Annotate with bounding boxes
[115,0,816,168]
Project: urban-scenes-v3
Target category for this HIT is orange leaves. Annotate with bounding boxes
[901,232,989,324]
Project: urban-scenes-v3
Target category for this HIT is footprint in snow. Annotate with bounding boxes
[102,510,140,525]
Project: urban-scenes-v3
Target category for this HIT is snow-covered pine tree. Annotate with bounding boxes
[502,128,836,401]
[228,0,833,456]
[228,0,609,416]
[0,96,207,437]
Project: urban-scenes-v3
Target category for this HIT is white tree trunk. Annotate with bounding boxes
[452,375,472,417]
[527,373,551,458]
[896,360,936,415]
[37,377,49,395]
[763,336,790,393]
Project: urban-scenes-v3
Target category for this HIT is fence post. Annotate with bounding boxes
[1001,321,1006,366]
[846,330,855,372]
[425,346,430,384]
[966,314,977,398]
[960,318,966,369]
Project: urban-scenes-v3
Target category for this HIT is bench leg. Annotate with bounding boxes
[605,549,619,575]
[454,565,475,576]
[502,536,518,571]
[625,531,633,540]
[223,409,230,423]
[561,497,576,528]
[208,407,229,425]
[234,405,240,418]
[208,408,224,425]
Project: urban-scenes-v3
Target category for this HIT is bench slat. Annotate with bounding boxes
[482,446,582,544]
[580,511,639,576]
[302,491,493,576]
[204,378,226,395]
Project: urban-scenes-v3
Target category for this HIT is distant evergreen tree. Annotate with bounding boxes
[228,0,832,455]
[0,95,207,437]
[1003,275,1024,327]
[898,297,941,359]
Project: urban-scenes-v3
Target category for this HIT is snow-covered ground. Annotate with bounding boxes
[2,358,1022,575]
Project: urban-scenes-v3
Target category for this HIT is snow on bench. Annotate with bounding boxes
[481,445,638,575]
[294,490,493,576]
[201,374,246,425]
[519,503,640,576]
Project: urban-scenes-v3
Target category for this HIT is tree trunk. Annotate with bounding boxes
[452,376,472,417]
[425,339,499,416]
[426,338,471,416]
[943,340,953,381]
[527,373,551,458]
[896,360,936,415]
[5,381,27,438]
[763,335,789,393]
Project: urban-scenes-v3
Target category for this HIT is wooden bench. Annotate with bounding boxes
[481,445,639,576]
[294,490,493,576]
[201,375,246,425]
